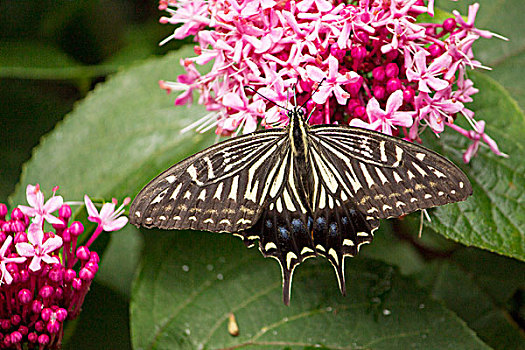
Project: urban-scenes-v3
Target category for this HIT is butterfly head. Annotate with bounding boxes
[287,106,305,121]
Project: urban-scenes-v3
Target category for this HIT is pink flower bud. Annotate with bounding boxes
[12,220,26,232]
[72,278,82,290]
[59,204,72,220]
[69,221,84,236]
[35,320,45,332]
[2,222,11,232]
[425,26,436,36]
[62,228,71,243]
[56,308,68,322]
[90,251,100,263]
[10,315,21,326]
[41,308,52,322]
[76,246,90,261]
[48,266,64,283]
[443,18,456,32]
[47,319,61,334]
[38,334,50,346]
[385,63,399,78]
[403,88,415,103]
[354,106,366,118]
[55,287,63,300]
[65,269,76,282]
[17,326,28,336]
[2,336,10,347]
[79,267,95,281]
[386,78,402,94]
[85,261,99,274]
[0,203,7,218]
[372,66,386,81]
[1,319,10,330]
[31,300,43,314]
[18,289,32,304]
[9,331,22,344]
[428,44,444,57]
[11,208,24,221]
[28,332,38,343]
[351,46,367,60]
[14,232,27,244]
[373,85,386,100]
[19,269,29,282]
[9,331,23,344]
[39,286,54,299]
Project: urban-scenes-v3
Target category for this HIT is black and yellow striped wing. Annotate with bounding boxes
[130,129,287,233]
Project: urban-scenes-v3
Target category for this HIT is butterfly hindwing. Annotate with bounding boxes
[130,129,287,232]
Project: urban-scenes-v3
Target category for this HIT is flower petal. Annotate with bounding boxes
[84,195,99,218]
[41,255,60,265]
[15,243,35,257]
[28,256,43,272]
[104,217,129,232]
[43,196,63,214]
[27,223,44,246]
[1,265,13,285]
[385,90,404,114]
[222,92,245,110]
[0,236,13,257]
[366,97,383,121]
[99,202,116,222]
[305,65,327,82]
[25,185,40,208]
[42,236,63,254]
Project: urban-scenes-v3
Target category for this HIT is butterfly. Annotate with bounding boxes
[129,96,472,305]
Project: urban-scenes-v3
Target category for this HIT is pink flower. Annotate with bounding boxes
[351,90,414,135]
[220,91,265,134]
[306,56,360,105]
[84,196,129,232]
[296,0,332,12]
[158,0,504,161]
[159,0,210,40]
[452,3,506,40]
[18,184,63,226]
[414,91,464,135]
[406,51,452,93]
[15,224,62,272]
[0,236,26,285]
[448,121,508,163]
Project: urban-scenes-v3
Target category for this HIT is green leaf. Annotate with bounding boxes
[0,40,115,80]
[423,71,524,261]
[131,230,490,350]
[437,0,525,109]
[11,46,215,206]
[416,249,525,350]
[9,46,216,347]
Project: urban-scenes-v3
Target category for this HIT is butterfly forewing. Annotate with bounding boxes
[309,126,473,219]
[130,129,287,232]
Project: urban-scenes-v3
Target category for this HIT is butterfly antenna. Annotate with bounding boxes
[300,77,327,110]
[245,86,291,112]
[293,82,298,107]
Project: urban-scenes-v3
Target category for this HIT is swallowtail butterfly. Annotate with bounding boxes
[130,100,472,305]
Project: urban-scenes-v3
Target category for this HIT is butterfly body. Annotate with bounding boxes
[130,106,472,304]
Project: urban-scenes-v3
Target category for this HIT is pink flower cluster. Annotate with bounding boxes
[0,185,128,349]
[159,0,507,162]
